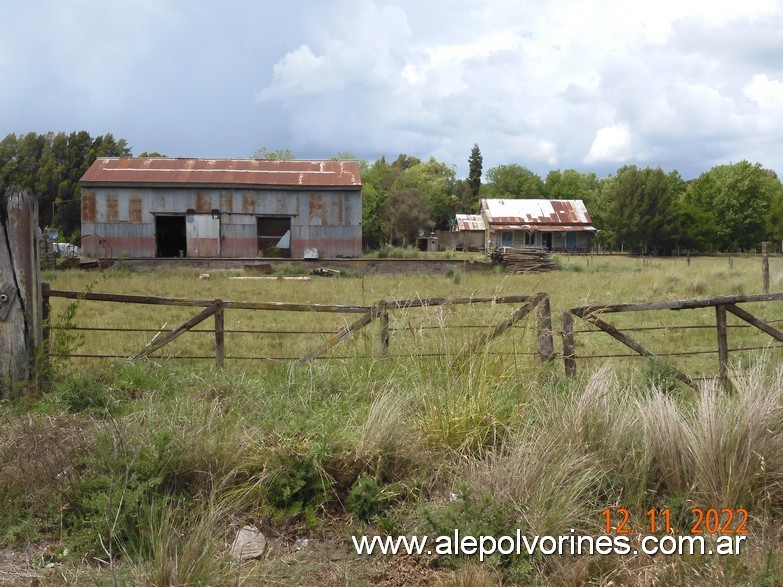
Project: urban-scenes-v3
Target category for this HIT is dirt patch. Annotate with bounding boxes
[0,544,48,586]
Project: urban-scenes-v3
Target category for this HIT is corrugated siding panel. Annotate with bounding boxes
[81,186,362,258]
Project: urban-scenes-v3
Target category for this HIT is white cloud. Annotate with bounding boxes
[584,123,634,164]
[2,0,783,177]
[744,74,783,111]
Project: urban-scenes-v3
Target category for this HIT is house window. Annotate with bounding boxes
[502,231,513,246]
[524,231,536,246]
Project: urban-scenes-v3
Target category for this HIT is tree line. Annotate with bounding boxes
[0,131,131,239]
[2,132,781,253]
[360,147,783,254]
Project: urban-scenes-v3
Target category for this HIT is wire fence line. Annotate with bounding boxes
[43,284,783,390]
[563,292,783,391]
[43,286,552,367]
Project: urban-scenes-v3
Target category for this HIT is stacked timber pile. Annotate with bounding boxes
[490,246,558,273]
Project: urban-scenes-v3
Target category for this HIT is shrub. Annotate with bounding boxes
[347,476,400,522]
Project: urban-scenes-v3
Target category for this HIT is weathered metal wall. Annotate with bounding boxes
[81,187,362,258]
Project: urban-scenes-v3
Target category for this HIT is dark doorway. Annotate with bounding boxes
[541,233,553,250]
[155,215,187,257]
[257,217,291,257]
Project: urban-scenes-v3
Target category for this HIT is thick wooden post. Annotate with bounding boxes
[561,311,576,377]
[214,300,224,368]
[537,294,554,362]
[715,304,729,391]
[762,242,769,294]
[0,187,42,393]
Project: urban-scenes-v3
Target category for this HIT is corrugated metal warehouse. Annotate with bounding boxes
[79,157,362,259]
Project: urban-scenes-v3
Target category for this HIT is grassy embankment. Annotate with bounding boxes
[1,254,783,585]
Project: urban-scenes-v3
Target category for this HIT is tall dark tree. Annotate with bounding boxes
[605,166,682,254]
[467,143,482,199]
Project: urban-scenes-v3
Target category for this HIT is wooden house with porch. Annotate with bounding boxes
[479,198,596,252]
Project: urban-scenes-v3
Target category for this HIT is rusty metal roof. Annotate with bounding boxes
[455,214,485,231]
[80,158,362,189]
[492,224,597,232]
[480,198,593,227]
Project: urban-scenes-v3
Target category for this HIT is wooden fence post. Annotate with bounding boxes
[537,294,554,362]
[762,241,769,294]
[41,281,51,347]
[561,311,576,377]
[379,301,389,358]
[715,304,730,391]
[214,299,224,368]
[0,187,42,394]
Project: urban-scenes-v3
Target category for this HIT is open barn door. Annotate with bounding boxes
[257,216,291,257]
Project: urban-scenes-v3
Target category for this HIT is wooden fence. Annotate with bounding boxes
[42,286,553,367]
[562,292,783,390]
[39,284,783,392]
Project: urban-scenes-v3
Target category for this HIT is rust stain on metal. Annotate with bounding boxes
[106,194,119,222]
[309,194,326,223]
[455,214,485,231]
[129,195,142,222]
[242,194,255,214]
[220,191,233,214]
[82,192,96,222]
[196,192,211,213]
[80,157,363,188]
[481,198,593,228]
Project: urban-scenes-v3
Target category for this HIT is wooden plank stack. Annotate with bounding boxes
[490,246,558,273]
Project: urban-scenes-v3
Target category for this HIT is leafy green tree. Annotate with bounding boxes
[391,154,421,171]
[331,152,356,160]
[251,147,295,160]
[483,164,545,198]
[393,157,456,231]
[0,131,131,237]
[678,201,719,252]
[386,187,431,245]
[605,166,682,254]
[545,168,604,229]
[138,151,166,157]
[686,161,783,251]
[453,179,476,213]
[360,154,457,248]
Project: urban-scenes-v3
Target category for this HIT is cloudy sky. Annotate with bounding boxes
[1,0,781,179]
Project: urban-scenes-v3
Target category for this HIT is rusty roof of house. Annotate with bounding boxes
[480,198,593,227]
[80,158,362,189]
[455,214,485,231]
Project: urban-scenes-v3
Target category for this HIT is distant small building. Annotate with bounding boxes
[79,157,362,258]
[480,198,596,252]
[452,214,486,251]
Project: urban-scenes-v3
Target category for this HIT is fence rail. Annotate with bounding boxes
[42,283,783,392]
[43,285,552,367]
[563,293,783,390]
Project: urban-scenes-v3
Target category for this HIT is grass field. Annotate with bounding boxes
[2,253,783,585]
[43,253,783,380]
